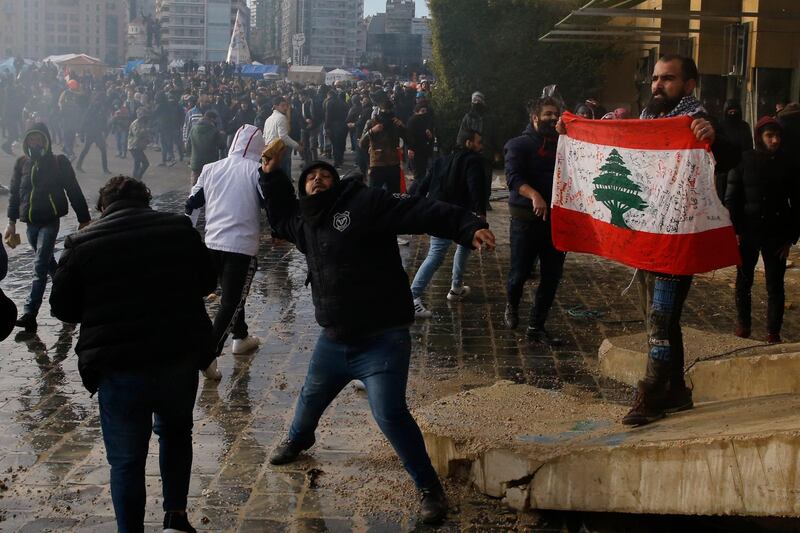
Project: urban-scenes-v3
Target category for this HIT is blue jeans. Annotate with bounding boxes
[410,236,471,300]
[289,328,439,490]
[114,130,128,156]
[25,220,59,315]
[98,368,198,533]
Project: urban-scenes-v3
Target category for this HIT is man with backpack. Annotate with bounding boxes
[4,122,91,330]
[409,129,488,317]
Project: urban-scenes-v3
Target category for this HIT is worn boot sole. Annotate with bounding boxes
[664,401,694,414]
[622,411,665,426]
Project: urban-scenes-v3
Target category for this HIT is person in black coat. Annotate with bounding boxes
[408,129,487,317]
[49,176,216,533]
[75,91,110,174]
[725,117,800,343]
[504,96,565,344]
[407,101,435,181]
[259,157,495,526]
[716,99,753,200]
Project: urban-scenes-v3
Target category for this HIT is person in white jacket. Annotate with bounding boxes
[263,96,302,180]
[186,123,265,380]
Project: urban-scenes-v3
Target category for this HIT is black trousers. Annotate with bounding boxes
[506,217,566,327]
[209,250,257,355]
[77,132,109,171]
[735,238,787,334]
[368,165,402,194]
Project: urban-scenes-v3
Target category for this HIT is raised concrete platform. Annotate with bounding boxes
[598,328,800,402]
[416,382,800,516]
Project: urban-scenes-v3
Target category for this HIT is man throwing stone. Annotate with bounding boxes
[259,156,495,525]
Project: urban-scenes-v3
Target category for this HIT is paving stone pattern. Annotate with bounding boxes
[0,146,798,531]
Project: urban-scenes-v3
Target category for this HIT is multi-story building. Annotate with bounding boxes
[157,0,249,62]
[248,0,280,60]
[385,0,414,34]
[279,0,363,68]
[411,16,431,61]
[0,0,127,65]
[129,0,156,19]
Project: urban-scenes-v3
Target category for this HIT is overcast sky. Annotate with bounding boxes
[364,0,430,17]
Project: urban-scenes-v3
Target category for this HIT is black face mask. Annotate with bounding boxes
[28,146,45,160]
[725,110,742,123]
[537,119,558,137]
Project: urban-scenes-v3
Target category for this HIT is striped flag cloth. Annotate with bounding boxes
[552,112,740,275]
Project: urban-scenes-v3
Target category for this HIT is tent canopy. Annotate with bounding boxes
[287,65,326,84]
[43,53,102,65]
[325,68,355,85]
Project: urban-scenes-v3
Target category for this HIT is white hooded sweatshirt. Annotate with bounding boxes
[187,124,265,257]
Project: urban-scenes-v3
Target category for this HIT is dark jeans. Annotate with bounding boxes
[114,130,128,157]
[63,127,78,156]
[368,165,402,194]
[209,250,257,355]
[24,220,59,316]
[98,368,199,533]
[159,129,178,163]
[288,328,439,490]
[329,123,346,166]
[76,132,109,171]
[735,238,787,334]
[506,217,566,327]
[635,270,693,388]
[302,127,319,164]
[413,150,431,181]
[130,148,149,180]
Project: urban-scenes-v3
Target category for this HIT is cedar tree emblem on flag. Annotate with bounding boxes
[592,149,648,229]
[551,112,740,275]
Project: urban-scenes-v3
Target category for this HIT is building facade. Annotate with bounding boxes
[0,0,127,65]
[385,0,414,34]
[540,0,800,124]
[279,0,363,68]
[156,0,249,62]
[248,0,280,60]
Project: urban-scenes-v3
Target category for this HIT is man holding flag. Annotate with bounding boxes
[555,55,738,426]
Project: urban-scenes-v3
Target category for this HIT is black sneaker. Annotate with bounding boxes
[163,511,197,533]
[663,385,693,413]
[15,313,37,331]
[525,326,563,347]
[622,382,666,426]
[504,304,519,329]
[420,484,448,525]
[269,437,314,465]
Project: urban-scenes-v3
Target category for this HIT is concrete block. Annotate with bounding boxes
[416,382,800,517]
[599,328,800,401]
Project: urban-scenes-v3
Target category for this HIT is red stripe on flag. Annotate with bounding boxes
[562,112,711,152]
[551,205,740,275]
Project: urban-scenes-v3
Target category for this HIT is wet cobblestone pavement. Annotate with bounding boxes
[1,146,799,532]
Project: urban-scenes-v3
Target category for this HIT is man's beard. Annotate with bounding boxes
[644,91,683,117]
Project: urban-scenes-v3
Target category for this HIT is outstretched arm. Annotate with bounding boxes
[366,189,491,249]
[258,154,303,245]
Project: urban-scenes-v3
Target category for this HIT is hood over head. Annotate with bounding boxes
[724,99,742,114]
[228,124,265,163]
[297,161,340,197]
[23,123,53,159]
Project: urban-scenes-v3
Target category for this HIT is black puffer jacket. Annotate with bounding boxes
[260,170,488,340]
[410,150,486,216]
[50,201,217,393]
[725,150,800,247]
[9,123,90,225]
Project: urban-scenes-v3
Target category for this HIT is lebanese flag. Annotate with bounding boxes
[552,112,740,275]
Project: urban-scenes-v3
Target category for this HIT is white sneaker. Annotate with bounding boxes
[232,336,261,354]
[202,359,222,380]
[353,379,366,391]
[446,285,471,301]
[397,237,410,246]
[414,298,432,318]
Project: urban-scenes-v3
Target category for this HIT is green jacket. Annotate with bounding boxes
[189,119,226,172]
[127,119,151,151]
